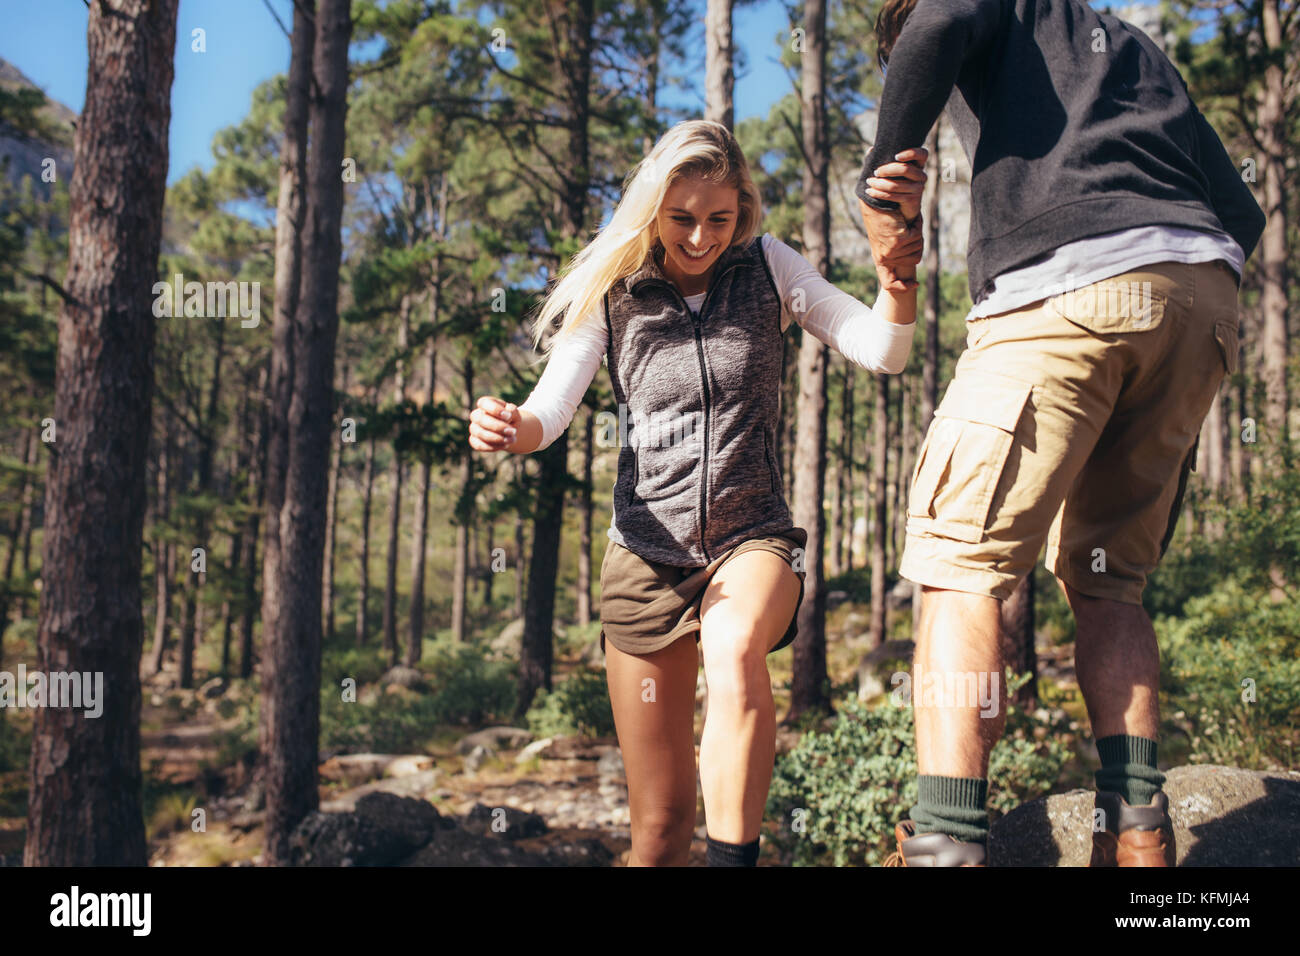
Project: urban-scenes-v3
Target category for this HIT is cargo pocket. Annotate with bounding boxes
[907,372,1034,543]
[1047,278,1169,334]
[1214,316,1239,375]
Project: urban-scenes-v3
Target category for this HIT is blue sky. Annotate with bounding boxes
[3,0,798,186]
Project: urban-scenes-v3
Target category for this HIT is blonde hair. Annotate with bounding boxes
[529,120,764,356]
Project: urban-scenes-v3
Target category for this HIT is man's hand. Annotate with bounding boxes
[861,200,924,292]
[859,146,929,293]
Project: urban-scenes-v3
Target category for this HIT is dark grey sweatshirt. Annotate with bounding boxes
[856,0,1267,304]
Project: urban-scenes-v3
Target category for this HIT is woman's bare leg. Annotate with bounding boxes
[698,550,801,844]
[604,633,700,865]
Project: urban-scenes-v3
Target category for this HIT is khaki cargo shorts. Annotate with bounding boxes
[900,259,1240,605]
[599,527,808,656]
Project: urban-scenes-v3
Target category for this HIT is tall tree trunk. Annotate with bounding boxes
[642,1,664,154]
[893,375,911,570]
[3,428,35,625]
[1001,571,1037,708]
[841,363,855,574]
[484,521,496,608]
[262,0,351,866]
[704,0,734,130]
[323,361,348,644]
[260,0,314,765]
[382,298,411,665]
[408,227,443,665]
[452,354,473,643]
[356,424,376,647]
[147,415,172,675]
[517,0,594,716]
[180,304,226,690]
[830,358,844,579]
[240,363,268,680]
[576,406,594,626]
[868,374,889,650]
[513,456,526,620]
[1257,0,1290,449]
[25,0,178,866]
[788,0,830,721]
[407,397,433,663]
[914,120,941,634]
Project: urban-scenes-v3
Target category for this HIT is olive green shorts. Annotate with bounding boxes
[598,527,808,656]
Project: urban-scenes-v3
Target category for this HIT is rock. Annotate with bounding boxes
[319,754,394,785]
[886,578,915,610]
[396,825,546,867]
[596,749,624,778]
[463,803,548,840]
[463,744,494,773]
[989,765,1300,866]
[229,811,265,832]
[289,792,443,866]
[516,737,555,764]
[489,618,566,659]
[320,770,445,812]
[384,755,436,777]
[456,727,533,755]
[380,665,428,691]
[540,837,615,867]
[545,736,618,760]
[855,639,915,700]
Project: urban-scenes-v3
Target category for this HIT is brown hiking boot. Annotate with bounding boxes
[1090,790,1177,867]
[882,820,987,867]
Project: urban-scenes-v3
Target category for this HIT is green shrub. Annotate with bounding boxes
[766,670,1072,866]
[1157,579,1300,770]
[526,669,615,738]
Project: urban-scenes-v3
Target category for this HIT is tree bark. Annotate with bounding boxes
[868,374,889,650]
[261,0,351,866]
[452,355,473,642]
[704,0,734,130]
[260,0,314,761]
[788,0,830,721]
[323,361,348,643]
[914,120,941,634]
[24,0,178,867]
[577,406,594,626]
[356,424,377,647]
[1000,571,1037,708]
[1256,0,1290,449]
[382,297,411,667]
[517,0,594,715]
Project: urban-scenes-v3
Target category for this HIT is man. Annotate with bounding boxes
[856,0,1265,867]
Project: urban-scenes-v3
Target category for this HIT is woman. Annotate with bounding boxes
[468,120,926,866]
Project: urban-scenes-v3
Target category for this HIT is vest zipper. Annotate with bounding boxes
[646,257,744,565]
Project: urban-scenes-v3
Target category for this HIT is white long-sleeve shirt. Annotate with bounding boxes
[520,232,916,450]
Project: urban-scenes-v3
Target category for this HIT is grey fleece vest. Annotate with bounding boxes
[603,235,794,567]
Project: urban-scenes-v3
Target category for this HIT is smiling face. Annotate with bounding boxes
[655,176,740,296]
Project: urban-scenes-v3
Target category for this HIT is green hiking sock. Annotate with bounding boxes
[909,775,990,844]
[1095,734,1166,807]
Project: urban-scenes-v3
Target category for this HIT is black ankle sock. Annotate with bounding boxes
[706,835,760,866]
[1095,734,1165,806]
[909,775,990,843]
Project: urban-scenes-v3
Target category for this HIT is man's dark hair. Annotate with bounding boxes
[875,0,921,69]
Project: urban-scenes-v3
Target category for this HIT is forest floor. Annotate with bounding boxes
[0,593,1096,867]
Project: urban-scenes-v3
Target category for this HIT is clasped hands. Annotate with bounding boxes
[859,146,929,293]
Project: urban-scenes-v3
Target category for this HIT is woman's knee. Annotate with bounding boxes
[701,631,771,710]
[631,802,695,862]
